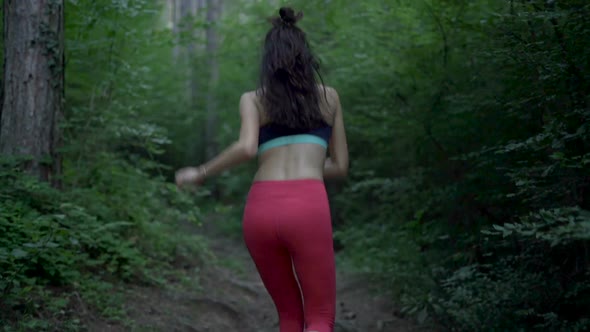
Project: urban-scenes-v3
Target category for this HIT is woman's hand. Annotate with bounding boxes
[175,165,207,188]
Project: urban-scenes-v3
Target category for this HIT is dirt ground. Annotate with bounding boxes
[85,220,428,332]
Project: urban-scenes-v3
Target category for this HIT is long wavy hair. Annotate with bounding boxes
[258,7,326,129]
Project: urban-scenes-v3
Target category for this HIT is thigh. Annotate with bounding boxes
[242,187,305,332]
[244,226,305,332]
[291,230,336,331]
[283,190,336,330]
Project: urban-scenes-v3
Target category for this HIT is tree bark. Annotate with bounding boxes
[0,0,64,186]
[171,0,180,59]
[205,0,220,161]
[185,0,199,108]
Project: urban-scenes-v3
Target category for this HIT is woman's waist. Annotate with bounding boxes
[253,169,323,182]
[246,177,328,202]
[254,160,324,182]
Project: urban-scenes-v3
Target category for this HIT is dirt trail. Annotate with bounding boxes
[88,219,425,332]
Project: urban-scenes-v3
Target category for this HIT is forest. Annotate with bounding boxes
[1,0,589,331]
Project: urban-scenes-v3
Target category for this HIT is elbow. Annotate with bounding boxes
[339,163,349,178]
[338,157,349,178]
[240,142,258,160]
[245,147,258,159]
[326,158,349,179]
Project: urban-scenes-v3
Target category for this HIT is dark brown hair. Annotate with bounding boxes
[258,7,326,129]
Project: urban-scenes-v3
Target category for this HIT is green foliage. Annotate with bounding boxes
[2,0,589,330]
[1,0,205,329]
[300,0,590,330]
[433,208,590,331]
[0,154,201,328]
[178,0,590,329]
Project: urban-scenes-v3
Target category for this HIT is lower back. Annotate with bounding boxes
[254,144,326,181]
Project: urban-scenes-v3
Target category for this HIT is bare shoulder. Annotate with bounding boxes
[318,85,341,117]
[241,90,267,123]
[240,90,264,109]
[321,85,337,94]
[240,90,258,103]
[318,85,340,104]
[318,84,335,95]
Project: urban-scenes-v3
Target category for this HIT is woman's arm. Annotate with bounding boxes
[323,88,349,179]
[175,92,259,187]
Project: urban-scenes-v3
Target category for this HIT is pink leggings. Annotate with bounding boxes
[243,179,336,332]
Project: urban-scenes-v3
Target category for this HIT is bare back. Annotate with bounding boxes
[252,86,341,182]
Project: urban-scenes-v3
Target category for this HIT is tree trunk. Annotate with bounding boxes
[174,0,203,162]
[184,0,198,108]
[0,0,64,186]
[205,0,220,161]
[171,0,180,59]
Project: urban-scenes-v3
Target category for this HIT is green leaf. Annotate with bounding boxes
[11,248,28,258]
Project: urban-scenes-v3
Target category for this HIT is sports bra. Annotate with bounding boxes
[258,122,333,155]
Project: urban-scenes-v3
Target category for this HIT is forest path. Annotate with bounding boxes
[87,216,424,332]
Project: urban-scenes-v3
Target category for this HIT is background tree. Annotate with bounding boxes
[0,0,64,185]
[204,0,221,161]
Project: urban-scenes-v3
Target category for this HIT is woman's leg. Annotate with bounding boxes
[281,182,336,332]
[243,179,336,332]
[290,227,336,332]
[245,237,305,332]
[243,185,304,332]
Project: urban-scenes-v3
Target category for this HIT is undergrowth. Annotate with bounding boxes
[0,156,205,331]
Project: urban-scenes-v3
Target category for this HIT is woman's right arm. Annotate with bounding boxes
[324,88,349,179]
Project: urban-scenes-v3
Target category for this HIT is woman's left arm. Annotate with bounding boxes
[175,92,259,187]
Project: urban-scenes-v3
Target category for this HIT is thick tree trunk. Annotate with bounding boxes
[0,0,64,186]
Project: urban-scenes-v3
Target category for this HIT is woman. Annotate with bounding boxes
[175,7,349,332]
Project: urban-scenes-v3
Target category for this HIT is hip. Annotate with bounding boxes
[243,178,333,240]
[246,178,328,202]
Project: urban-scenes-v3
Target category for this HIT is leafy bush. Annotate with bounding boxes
[0,152,202,327]
[326,0,590,330]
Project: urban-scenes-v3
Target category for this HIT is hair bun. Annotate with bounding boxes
[279,7,302,24]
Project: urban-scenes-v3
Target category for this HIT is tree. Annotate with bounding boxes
[0,0,64,186]
[205,0,221,160]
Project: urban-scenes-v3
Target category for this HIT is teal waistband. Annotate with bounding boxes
[258,134,328,155]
